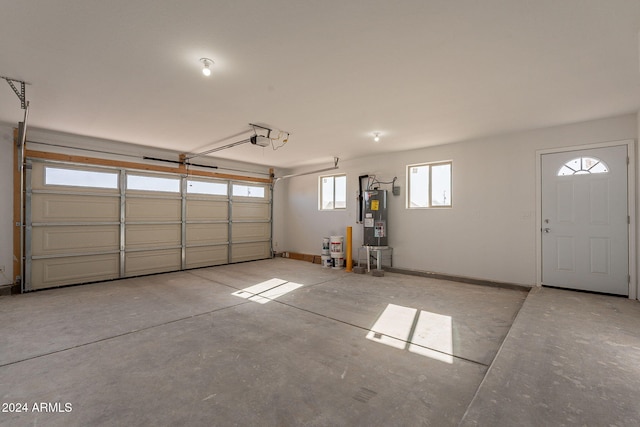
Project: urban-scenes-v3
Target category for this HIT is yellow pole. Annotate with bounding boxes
[345,226,353,272]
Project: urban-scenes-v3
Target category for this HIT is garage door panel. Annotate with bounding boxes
[186,223,228,245]
[232,242,271,263]
[32,194,119,223]
[186,200,228,221]
[232,223,270,242]
[186,246,228,269]
[232,202,269,221]
[31,255,119,290]
[125,249,181,276]
[126,198,181,221]
[126,224,181,249]
[32,225,119,256]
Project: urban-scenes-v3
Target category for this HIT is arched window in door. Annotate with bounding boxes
[558,157,609,176]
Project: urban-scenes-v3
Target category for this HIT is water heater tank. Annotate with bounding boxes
[363,190,388,246]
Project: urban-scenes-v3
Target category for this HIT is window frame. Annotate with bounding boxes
[319,173,347,211]
[406,161,452,209]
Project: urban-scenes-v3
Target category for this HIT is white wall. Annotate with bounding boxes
[637,110,640,296]
[271,178,288,254]
[0,124,15,286]
[282,114,638,287]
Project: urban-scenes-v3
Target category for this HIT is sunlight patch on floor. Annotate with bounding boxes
[367,303,453,363]
[232,278,303,304]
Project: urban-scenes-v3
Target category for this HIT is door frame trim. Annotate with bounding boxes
[535,139,636,299]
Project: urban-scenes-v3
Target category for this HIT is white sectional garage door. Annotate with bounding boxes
[185,178,229,269]
[28,163,121,290]
[124,173,183,277]
[230,182,272,263]
[25,160,271,291]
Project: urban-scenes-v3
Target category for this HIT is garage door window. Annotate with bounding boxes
[127,174,180,193]
[187,180,228,195]
[45,166,118,189]
[232,184,265,198]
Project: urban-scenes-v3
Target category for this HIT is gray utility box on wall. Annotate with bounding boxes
[363,190,388,246]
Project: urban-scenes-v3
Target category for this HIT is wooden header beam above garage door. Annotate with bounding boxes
[25,150,273,184]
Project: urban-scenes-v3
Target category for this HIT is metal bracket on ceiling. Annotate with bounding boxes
[1,75,30,110]
[249,123,272,138]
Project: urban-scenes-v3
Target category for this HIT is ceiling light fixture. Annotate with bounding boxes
[200,58,214,76]
[373,132,380,142]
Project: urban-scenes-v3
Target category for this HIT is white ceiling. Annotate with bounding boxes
[1,1,639,169]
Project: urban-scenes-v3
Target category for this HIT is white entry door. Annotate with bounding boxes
[541,145,628,295]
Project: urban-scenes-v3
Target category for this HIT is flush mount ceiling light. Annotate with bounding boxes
[373,132,380,142]
[200,58,214,76]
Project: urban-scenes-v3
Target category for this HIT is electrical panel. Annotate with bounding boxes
[363,190,388,246]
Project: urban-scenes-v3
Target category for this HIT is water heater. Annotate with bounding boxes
[363,190,388,246]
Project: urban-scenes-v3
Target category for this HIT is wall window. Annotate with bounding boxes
[407,162,452,208]
[319,174,346,210]
[45,166,118,189]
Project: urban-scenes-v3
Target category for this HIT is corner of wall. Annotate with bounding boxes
[636,110,640,300]
[0,124,15,286]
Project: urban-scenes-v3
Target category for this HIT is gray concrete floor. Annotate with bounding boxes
[460,285,640,427]
[0,259,637,426]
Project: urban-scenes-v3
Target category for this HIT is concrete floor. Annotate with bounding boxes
[0,258,637,426]
[460,286,640,427]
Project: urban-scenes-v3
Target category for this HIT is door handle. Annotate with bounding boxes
[543,228,551,233]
